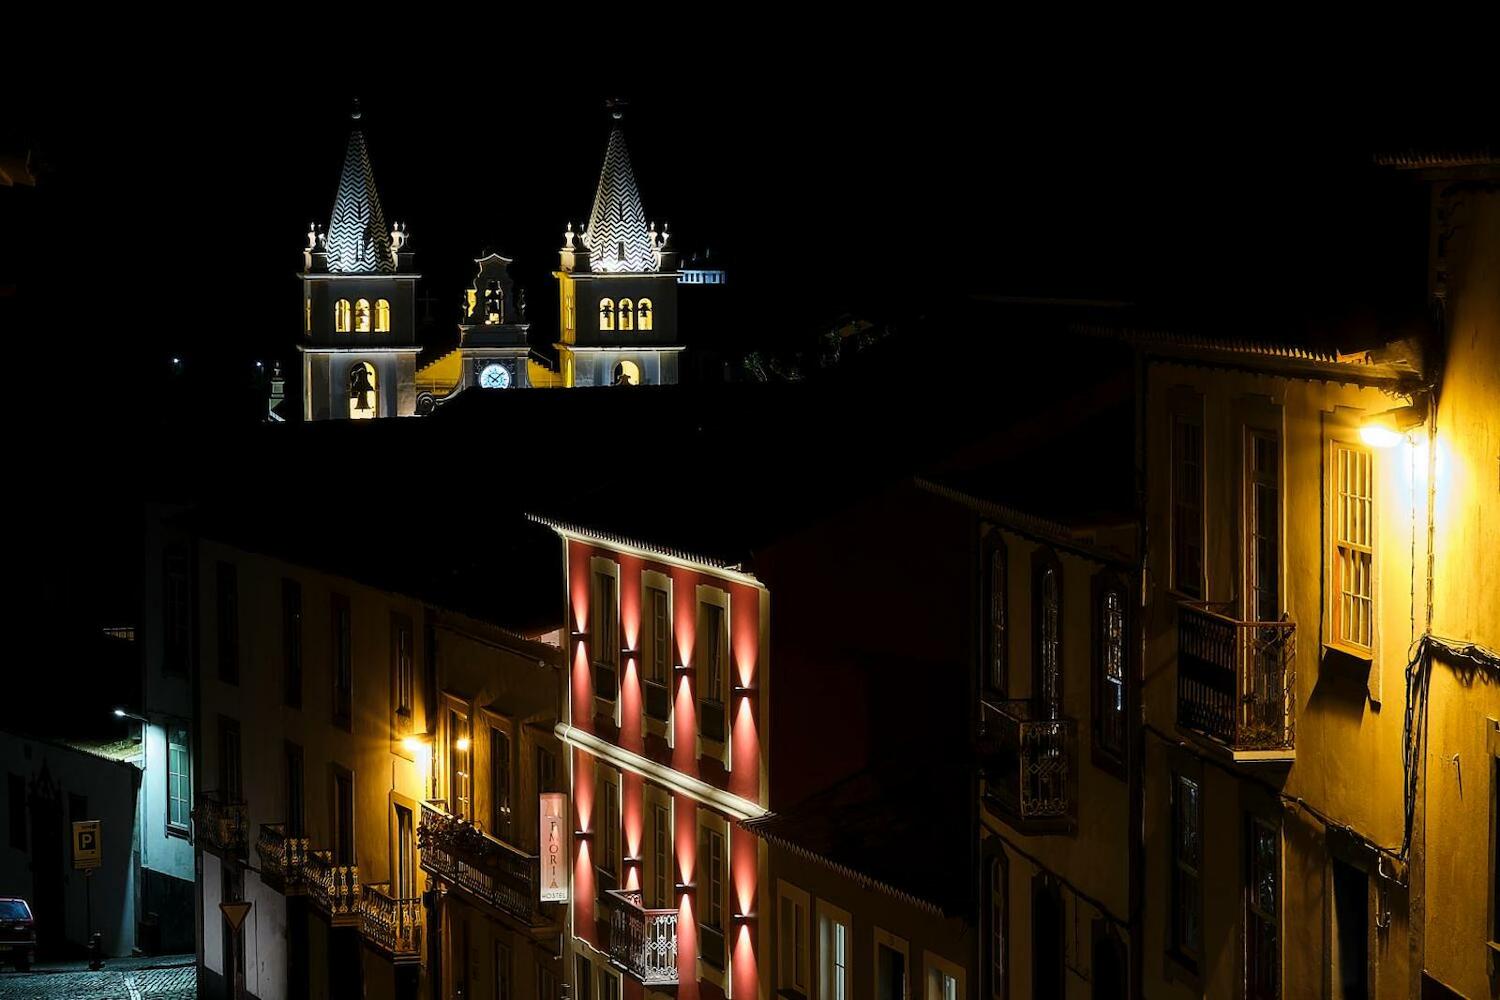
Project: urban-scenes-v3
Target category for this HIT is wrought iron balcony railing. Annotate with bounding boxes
[417,799,551,928]
[601,888,679,986]
[196,791,248,857]
[979,699,1076,830]
[359,882,422,962]
[304,849,360,925]
[1177,603,1296,761]
[255,823,310,894]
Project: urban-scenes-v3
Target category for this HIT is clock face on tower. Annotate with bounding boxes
[479,363,511,390]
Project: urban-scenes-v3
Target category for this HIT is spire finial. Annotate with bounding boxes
[605,96,627,121]
[351,97,362,121]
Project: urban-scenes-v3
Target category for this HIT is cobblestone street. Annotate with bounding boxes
[0,956,195,999]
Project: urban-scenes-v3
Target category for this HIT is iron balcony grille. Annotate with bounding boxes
[304,849,360,925]
[196,791,248,857]
[601,888,679,986]
[1176,603,1296,757]
[417,799,549,927]
[358,882,422,961]
[979,699,1076,826]
[255,823,310,894]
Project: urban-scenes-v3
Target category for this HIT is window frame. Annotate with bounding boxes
[637,297,653,331]
[444,696,472,821]
[1031,549,1063,714]
[598,298,615,332]
[335,298,351,333]
[644,784,673,910]
[1168,388,1207,600]
[986,850,1008,1000]
[982,529,1009,698]
[374,298,391,333]
[618,298,635,331]
[697,810,730,976]
[1168,766,1205,977]
[641,571,674,737]
[391,612,415,740]
[1243,813,1282,1000]
[818,899,853,1000]
[595,763,621,890]
[167,724,191,834]
[590,558,620,712]
[1328,436,1377,656]
[923,951,965,1000]
[355,298,371,333]
[777,879,812,998]
[1091,573,1129,778]
[873,927,910,1000]
[696,585,731,765]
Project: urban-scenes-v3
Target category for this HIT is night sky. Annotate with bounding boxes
[3,41,1493,725]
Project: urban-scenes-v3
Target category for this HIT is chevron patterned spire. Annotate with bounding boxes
[582,117,656,273]
[325,119,394,274]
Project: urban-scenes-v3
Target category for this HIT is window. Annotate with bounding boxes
[598,299,615,331]
[489,726,512,840]
[335,299,352,332]
[984,534,1008,695]
[349,361,378,419]
[699,817,728,969]
[537,964,557,1000]
[163,546,190,676]
[574,955,592,1000]
[355,298,371,332]
[600,969,620,1000]
[332,596,352,729]
[1245,817,1280,1000]
[875,930,909,1000]
[168,726,190,832]
[448,708,471,819]
[1171,404,1205,598]
[637,298,653,331]
[1032,553,1062,715]
[483,282,502,325]
[1094,581,1127,769]
[987,855,1008,999]
[925,955,964,1000]
[597,766,620,887]
[285,742,304,837]
[591,564,619,702]
[1332,441,1375,651]
[375,298,391,332]
[1331,859,1368,998]
[494,940,512,1000]
[8,774,26,850]
[698,595,729,746]
[393,615,414,731]
[618,299,634,331]
[395,803,416,899]
[647,795,671,908]
[333,768,354,866]
[1247,430,1282,623]
[1169,773,1203,969]
[643,578,671,723]
[282,579,302,708]
[216,561,238,684]
[779,882,810,997]
[819,903,851,1000]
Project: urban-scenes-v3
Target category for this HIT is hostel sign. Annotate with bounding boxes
[539,793,568,902]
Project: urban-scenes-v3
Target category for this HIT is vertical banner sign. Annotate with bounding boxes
[539,792,568,902]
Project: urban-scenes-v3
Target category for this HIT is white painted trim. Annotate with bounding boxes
[552,724,766,822]
[530,516,765,588]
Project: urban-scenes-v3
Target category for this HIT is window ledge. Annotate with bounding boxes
[166,824,190,841]
[1164,951,1200,990]
[1323,642,1374,666]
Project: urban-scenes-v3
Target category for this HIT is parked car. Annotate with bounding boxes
[0,898,36,971]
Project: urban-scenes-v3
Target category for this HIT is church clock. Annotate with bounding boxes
[479,363,512,389]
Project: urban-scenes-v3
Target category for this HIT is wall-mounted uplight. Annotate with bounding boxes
[1360,400,1428,449]
[401,735,431,755]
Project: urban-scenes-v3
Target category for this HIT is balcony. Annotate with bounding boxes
[600,888,678,986]
[417,800,552,930]
[196,791,247,858]
[304,849,360,926]
[255,823,310,894]
[979,699,1076,833]
[1177,603,1296,762]
[359,882,422,963]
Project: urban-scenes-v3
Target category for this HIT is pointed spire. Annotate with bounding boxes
[325,100,394,274]
[582,104,656,273]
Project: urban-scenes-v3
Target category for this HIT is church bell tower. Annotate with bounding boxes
[555,103,682,387]
[300,102,420,420]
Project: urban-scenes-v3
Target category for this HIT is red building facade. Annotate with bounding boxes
[544,519,769,1000]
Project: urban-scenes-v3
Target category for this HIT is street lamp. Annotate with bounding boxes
[114,708,148,723]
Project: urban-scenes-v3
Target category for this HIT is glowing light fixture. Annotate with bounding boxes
[113,708,147,723]
[1360,399,1428,449]
[454,737,471,752]
[401,735,430,755]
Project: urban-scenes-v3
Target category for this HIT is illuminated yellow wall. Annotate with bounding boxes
[1420,180,1500,999]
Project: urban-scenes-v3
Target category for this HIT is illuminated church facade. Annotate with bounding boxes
[304,105,690,420]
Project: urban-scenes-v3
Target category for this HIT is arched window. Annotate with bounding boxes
[612,360,640,387]
[375,299,391,332]
[637,298,653,331]
[335,299,352,333]
[355,299,371,333]
[1032,552,1062,717]
[483,281,502,325]
[598,299,615,331]
[618,299,634,331]
[349,361,377,419]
